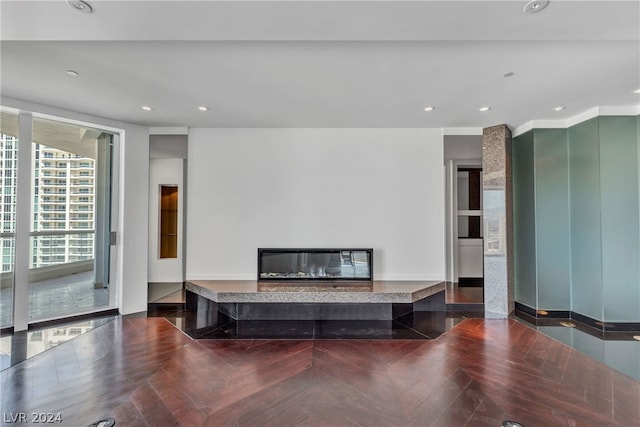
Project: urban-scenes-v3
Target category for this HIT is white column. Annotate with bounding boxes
[13,112,33,331]
[445,159,458,283]
[93,134,110,289]
[108,134,120,309]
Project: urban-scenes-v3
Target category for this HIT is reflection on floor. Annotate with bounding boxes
[3,316,638,426]
[151,302,640,382]
[0,314,116,370]
[445,282,484,304]
[0,271,109,326]
[3,294,638,387]
[148,282,184,303]
[514,311,640,381]
[149,305,486,340]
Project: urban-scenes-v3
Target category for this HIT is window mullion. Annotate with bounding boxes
[13,112,33,331]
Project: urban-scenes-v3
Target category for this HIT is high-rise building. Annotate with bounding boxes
[0,134,95,272]
[0,134,18,273]
[33,145,95,268]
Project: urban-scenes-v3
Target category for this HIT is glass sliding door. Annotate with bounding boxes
[0,111,19,328]
[28,117,113,321]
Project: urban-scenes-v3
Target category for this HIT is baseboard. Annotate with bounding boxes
[446,303,484,312]
[148,302,186,312]
[515,302,640,332]
[571,311,640,332]
[27,309,119,330]
[457,277,484,287]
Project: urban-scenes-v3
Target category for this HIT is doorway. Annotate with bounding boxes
[147,135,188,307]
[444,135,484,307]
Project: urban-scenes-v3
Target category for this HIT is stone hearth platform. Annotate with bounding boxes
[186,280,444,304]
[185,280,446,322]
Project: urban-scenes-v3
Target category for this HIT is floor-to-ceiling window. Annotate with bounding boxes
[0,111,19,328]
[0,109,116,327]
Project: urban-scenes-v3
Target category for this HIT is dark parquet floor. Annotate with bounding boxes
[2,315,639,426]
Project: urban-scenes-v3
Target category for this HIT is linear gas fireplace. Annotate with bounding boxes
[258,248,373,281]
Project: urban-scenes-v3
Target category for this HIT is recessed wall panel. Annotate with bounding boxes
[512,131,537,309]
[534,129,571,310]
[599,116,639,322]
[568,118,602,320]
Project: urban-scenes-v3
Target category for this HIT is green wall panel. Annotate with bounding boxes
[533,129,571,310]
[568,118,603,320]
[599,116,639,322]
[512,115,640,322]
[512,131,537,309]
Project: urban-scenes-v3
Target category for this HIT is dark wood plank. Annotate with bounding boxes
[2,315,638,427]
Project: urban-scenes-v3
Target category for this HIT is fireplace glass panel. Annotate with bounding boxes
[258,249,373,281]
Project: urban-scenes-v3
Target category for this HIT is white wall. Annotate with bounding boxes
[187,128,444,281]
[148,158,184,282]
[150,134,188,159]
[117,125,150,314]
[444,135,482,161]
[2,97,150,316]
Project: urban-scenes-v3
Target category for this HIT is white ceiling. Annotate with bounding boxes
[1,0,639,129]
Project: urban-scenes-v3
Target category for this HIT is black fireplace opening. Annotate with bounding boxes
[258,248,373,281]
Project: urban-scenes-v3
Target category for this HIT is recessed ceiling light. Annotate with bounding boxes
[141,106,153,111]
[66,0,93,14]
[424,106,435,112]
[633,89,640,94]
[523,0,549,14]
[503,72,515,78]
[198,106,209,111]
[478,106,491,112]
[66,70,79,77]
[553,106,566,112]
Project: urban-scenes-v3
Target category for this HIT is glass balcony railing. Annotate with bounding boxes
[31,231,95,268]
[0,230,95,271]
